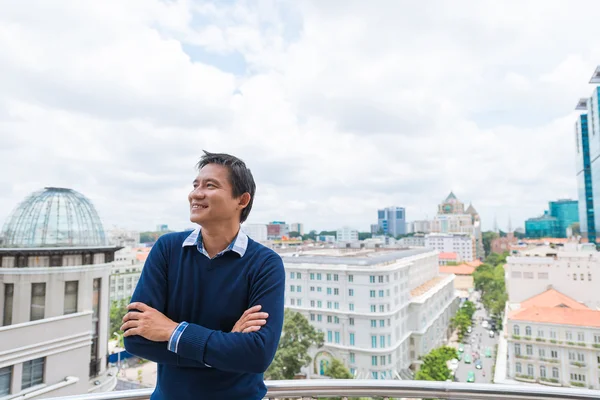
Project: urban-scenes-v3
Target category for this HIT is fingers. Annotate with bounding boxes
[120,320,139,332]
[242,325,261,333]
[242,305,261,317]
[128,302,150,312]
[122,311,141,323]
[123,327,141,337]
[244,312,269,321]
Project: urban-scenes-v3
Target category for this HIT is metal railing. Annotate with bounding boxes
[46,380,600,400]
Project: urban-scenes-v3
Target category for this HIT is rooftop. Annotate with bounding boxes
[410,275,446,297]
[280,247,433,266]
[439,264,476,275]
[438,252,458,260]
[509,306,600,328]
[520,288,589,310]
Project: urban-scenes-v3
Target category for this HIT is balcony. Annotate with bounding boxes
[44,380,600,400]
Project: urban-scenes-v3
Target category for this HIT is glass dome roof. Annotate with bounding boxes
[0,187,107,248]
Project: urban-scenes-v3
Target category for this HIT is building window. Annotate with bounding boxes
[370,290,376,298]
[317,273,322,280]
[540,366,546,378]
[297,299,302,306]
[577,332,585,342]
[64,281,78,314]
[349,352,355,363]
[527,364,534,377]
[30,283,46,321]
[350,333,355,346]
[370,276,375,283]
[550,350,558,359]
[0,366,11,396]
[310,300,315,307]
[317,314,322,322]
[513,325,520,336]
[515,362,522,373]
[349,303,354,311]
[380,335,385,348]
[310,286,315,292]
[327,274,331,281]
[371,320,377,328]
[310,273,315,280]
[371,335,377,348]
[22,358,44,389]
[566,331,573,340]
[334,302,339,309]
[334,274,339,281]
[310,314,315,321]
[349,289,354,296]
[379,290,384,297]
[525,326,531,336]
[297,272,301,279]
[348,275,353,282]
[290,298,295,305]
[552,367,559,379]
[290,272,295,279]
[335,331,340,343]
[290,285,295,292]
[379,305,385,312]
[327,288,332,295]
[372,356,378,366]
[90,278,101,378]
[327,301,332,309]
[537,329,544,338]
[317,301,322,308]
[371,305,376,312]
[297,285,302,292]
[550,330,557,339]
[539,348,545,358]
[380,320,385,327]
[378,276,384,283]
[514,344,521,355]
[349,318,354,326]
[3,284,13,326]
[334,288,339,295]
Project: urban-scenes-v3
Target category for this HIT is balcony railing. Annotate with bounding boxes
[44,380,600,400]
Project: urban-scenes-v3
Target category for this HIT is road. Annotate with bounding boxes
[454,293,499,384]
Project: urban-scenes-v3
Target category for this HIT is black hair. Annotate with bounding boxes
[196,151,256,223]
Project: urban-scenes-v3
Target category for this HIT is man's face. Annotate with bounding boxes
[188,164,241,225]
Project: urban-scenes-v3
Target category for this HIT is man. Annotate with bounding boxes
[122,151,285,399]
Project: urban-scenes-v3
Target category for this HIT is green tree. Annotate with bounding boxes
[110,297,131,340]
[461,300,476,320]
[323,358,353,379]
[482,231,499,257]
[318,231,337,237]
[358,232,372,241]
[415,346,458,381]
[302,230,318,241]
[451,311,471,341]
[570,222,581,236]
[264,309,324,380]
[289,231,301,238]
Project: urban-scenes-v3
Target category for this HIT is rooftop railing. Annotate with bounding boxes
[45,380,600,400]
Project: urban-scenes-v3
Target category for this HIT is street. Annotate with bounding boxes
[454,293,499,384]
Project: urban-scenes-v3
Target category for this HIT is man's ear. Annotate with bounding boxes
[238,192,251,209]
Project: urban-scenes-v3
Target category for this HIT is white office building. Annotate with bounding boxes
[337,227,359,243]
[424,233,475,262]
[281,248,459,379]
[505,243,600,309]
[0,188,119,399]
[241,223,268,242]
[109,247,145,303]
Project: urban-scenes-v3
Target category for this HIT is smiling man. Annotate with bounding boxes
[122,151,285,399]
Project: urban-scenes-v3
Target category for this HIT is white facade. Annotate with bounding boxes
[0,260,116,398]
[337,227,359,243]
[241,223,268,242]
[289,223,305,235]
[281,248,459,380]
[399,236,425,248]
[506,318,600,389]
[106,228,140,248]
[424,233,475,262]
[412,220,431,234]
[506,244,600,309]
[110,248,143,303]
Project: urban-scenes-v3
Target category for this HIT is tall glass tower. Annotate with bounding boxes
[575,112,595,242]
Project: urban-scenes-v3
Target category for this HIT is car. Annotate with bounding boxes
[464,354,472,364]
[485,347,492,358]
[458,344,464,353]
[467,326,472,334]
[475,359,482,369]
[489,330,495,338]
[482,320,489,328]
[467,371,475,383]
[457,352,462,361]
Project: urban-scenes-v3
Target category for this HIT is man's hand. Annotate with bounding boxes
[231,305,269,333]
[121,302,178,342]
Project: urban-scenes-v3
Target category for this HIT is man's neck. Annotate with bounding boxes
[201,223,240,258]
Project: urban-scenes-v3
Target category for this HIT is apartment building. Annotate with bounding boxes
[281,248,459,379]
[424,233,475,262]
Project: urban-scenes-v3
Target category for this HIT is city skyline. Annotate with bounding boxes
[2,1,600,233]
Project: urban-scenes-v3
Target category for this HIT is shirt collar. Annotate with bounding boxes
[182,226,248,258]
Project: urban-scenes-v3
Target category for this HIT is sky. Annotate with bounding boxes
[1,0,600,233]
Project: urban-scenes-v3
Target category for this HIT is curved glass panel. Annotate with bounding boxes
[0,187,106,247]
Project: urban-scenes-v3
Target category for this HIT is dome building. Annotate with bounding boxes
[0,187,121,398]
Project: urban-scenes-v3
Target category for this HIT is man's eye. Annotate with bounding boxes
[207,183,215,188]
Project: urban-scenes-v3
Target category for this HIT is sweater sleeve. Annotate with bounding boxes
[123,235,207,368]
[175,253,285,373]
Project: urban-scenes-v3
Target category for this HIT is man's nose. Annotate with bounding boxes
[190,188,206,199]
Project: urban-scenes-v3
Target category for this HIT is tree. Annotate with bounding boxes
[110,297,131,339]
[264,309,324,380]
[318,231,337,237]
[451,311,471,341]
[289,231,301,238]
[415,346,458,381]
[461,300,476,320]
[302,230,318,241]
[482,231,499,257]
[324,358,353,379]
[358,232,372,241]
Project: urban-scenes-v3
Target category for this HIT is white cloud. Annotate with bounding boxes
[1,0,600,234]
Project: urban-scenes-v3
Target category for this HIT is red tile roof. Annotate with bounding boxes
[509,306,600,328]
[439,265,475,275]
[438,252,459,260]
[520,288,589,310]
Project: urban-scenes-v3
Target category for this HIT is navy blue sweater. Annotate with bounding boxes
[123,231,285,400]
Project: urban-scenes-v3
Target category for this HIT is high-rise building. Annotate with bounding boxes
[525,200,578,239]
[377,207,406,237]
[575,110,596,242]
[0,187,120,398]
[289,223,304,235]
[267,221,288,240]
[424,233,475,262]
